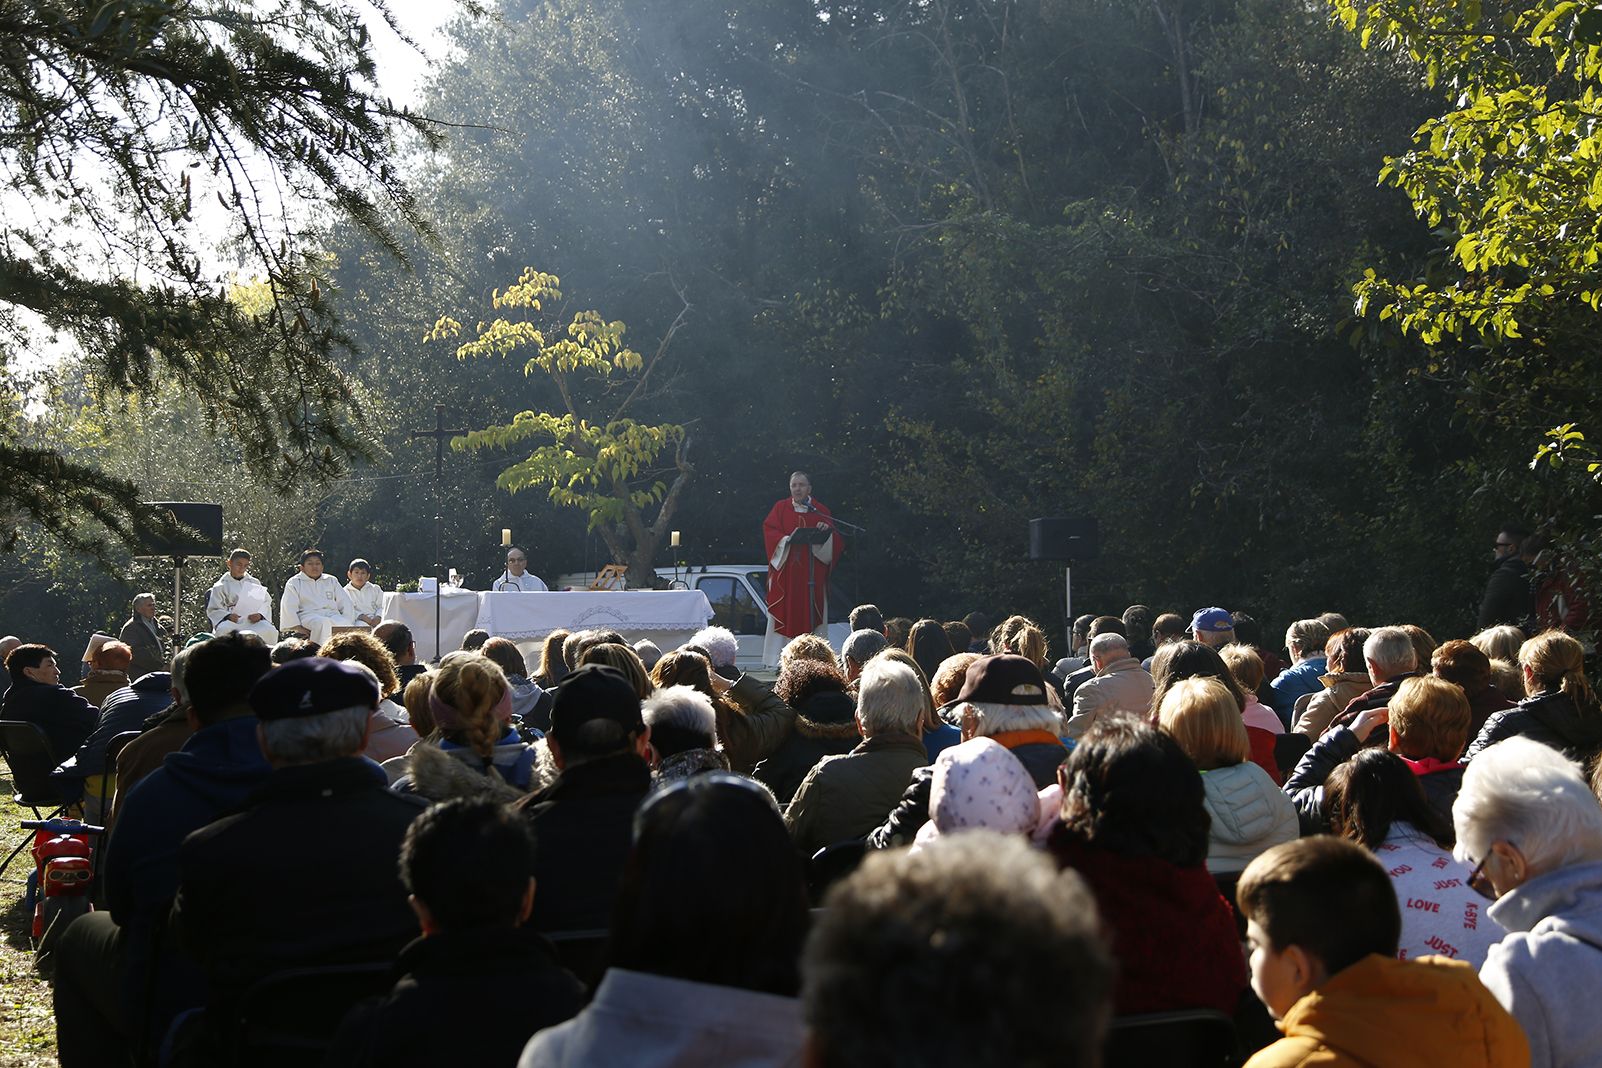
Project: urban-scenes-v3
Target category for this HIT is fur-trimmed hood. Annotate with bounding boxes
[404,742,527,804]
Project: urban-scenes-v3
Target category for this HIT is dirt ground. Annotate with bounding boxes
[0,759,60,1068]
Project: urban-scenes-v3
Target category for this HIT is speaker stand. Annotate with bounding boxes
[169,555,189,644]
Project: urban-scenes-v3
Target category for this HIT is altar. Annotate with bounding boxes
[381,588,714,661]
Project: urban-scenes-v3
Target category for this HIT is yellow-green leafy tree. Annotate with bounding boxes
[428,269,693,588]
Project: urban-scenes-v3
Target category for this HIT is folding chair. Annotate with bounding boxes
[1274,732,1312,780]
[544,928,611,991]
[0,720,66,878]
[1104,1008,1239,1068]
[231,961,394,1066]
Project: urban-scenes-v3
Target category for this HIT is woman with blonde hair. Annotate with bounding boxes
[1466,630,1602,766]
[396,651,537,799]
[1158,677,1297,875]
[1471,624,1526,666]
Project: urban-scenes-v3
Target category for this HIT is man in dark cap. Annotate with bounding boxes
[515,663,653,932]
[168,657,426,1061]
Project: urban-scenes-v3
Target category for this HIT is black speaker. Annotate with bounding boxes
[136,502,224,558]
[1029,517,1098,561]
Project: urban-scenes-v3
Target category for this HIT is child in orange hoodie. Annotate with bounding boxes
[1238,836,1528,1068]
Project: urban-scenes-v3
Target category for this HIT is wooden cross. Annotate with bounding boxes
[409,403,467,662]
[409,404,467,482]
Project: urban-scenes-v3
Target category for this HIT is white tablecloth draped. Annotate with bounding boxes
[475,590,713,640]
[381,589,486,661]
[381,589,714,658]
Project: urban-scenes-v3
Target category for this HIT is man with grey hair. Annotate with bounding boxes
[867,655,1067,849]
[119,592,168,680]
[803,833,1112,1067]
[1453,737,1602,1067]
[840,628,889,685]
[170,657,425,1058]
[1328,625,1422,742]
[785,658,929,856]
[1065,633,1153,740]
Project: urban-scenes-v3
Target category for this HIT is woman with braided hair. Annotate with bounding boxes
[1465,629,1602,767]
[395,651,539,801]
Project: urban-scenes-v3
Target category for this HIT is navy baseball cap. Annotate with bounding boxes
[249,657,379,721]
[1191,607,1234,634]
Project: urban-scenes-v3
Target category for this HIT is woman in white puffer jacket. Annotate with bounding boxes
[1157,677,1299,874]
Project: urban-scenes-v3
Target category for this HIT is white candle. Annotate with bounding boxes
[501,528,511,546]
[670,530,680,547]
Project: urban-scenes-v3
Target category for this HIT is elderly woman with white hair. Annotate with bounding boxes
[1454,737,1602,1068]
[644,684,730,781]
[783,657,930,856]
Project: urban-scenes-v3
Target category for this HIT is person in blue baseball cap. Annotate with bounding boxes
[1190,607,1236,650]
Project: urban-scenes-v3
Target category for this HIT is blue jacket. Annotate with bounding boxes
[101,714,271,1041]
[1268,657,1327,721]
[52,672,172,786]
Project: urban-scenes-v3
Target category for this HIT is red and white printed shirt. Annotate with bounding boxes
[1376,823,1503,969]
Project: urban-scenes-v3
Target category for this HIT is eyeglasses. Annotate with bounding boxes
[1494,540,1516,549]
[1465,844,1510,900]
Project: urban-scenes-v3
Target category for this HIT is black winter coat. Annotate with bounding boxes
[1480,556,1533,629]
[325,927,585,1068]
[1464,689,1602,766]
[752,689,860,806]
[866,737,1068,850]
[518,751,652,933]
[1,676,98,762]
[172,758,427,1020]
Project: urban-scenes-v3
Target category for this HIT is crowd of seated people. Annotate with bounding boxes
[7,591,1602,1068]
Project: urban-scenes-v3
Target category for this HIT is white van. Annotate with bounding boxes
[554,564,852,670]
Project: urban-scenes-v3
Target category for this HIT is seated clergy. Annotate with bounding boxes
[345,558,385,627]
[205,549,279,644]
[280,548,357,645]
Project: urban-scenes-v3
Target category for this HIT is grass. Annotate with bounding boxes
[0,758,59,1068]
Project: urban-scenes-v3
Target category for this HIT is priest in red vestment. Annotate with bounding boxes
[762,471,843,664]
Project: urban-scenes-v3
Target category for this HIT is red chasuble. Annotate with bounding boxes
[763,498,844,638]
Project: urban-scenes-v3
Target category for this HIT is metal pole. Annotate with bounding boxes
[173,556,185,643]
[1064,564,1072,655]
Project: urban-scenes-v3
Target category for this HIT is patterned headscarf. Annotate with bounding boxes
[929,737,1040,836]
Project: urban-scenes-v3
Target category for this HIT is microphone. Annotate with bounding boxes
[802,496,814,512]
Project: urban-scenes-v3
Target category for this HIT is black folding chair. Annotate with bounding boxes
[231,961,394,1066]
[1104,1008,1239,1068]
[0,720,65,878]
[807,837,867,904]
[96,729,144,824]
[1274,732,1312,780]
[544,928,611,992]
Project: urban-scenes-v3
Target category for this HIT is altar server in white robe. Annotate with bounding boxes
[343,558,385,627]
[281,548,357,644]
[205,549,280,643]
[494,546,549,592]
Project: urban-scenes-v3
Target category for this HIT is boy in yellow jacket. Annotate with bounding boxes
[1238,836,1528,1067]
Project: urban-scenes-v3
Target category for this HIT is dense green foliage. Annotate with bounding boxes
[12,0,1600,659]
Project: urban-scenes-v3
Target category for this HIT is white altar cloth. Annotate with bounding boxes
[381,589,714,659]
[381,588,485,660]
[475,590,713,640]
